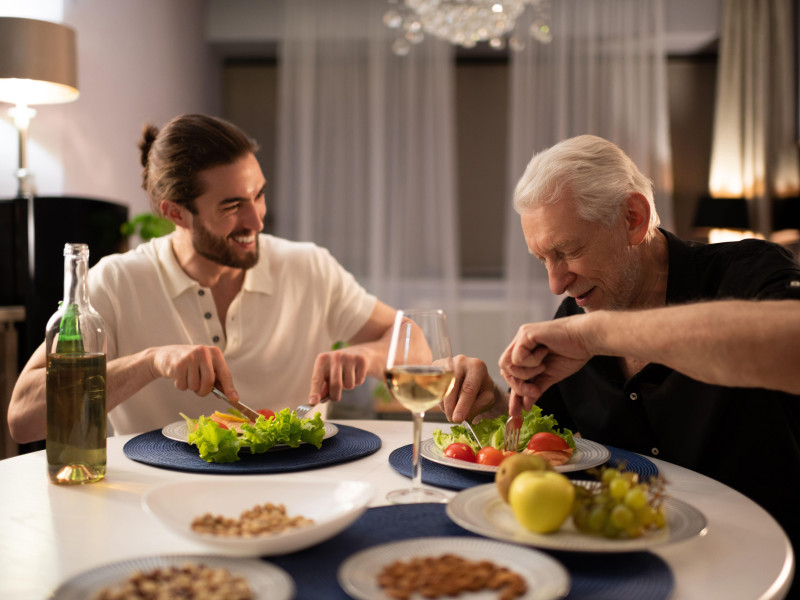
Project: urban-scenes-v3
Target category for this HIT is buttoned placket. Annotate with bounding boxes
[197,288,224,346]
[623,379,659,457]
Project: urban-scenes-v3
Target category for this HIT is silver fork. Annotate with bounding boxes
[294,403,314,419]
[504,415,522,452]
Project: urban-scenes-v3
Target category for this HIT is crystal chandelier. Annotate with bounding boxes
[383,0,552,56]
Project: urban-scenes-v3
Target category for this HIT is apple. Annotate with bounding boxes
[508,470,575,534]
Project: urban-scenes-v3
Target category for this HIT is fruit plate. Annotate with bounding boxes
[337,536,570,600]
[161,420,339,450]
[420,437,610,474]
[446,483,708,553]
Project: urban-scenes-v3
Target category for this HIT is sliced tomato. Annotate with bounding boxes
[214,421,228,430]
[527,432,569,452]
[476,447,506,466]
[444,443,477,463]
[257,409,275,420]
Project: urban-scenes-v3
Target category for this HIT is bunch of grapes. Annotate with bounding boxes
[571,466,667,539]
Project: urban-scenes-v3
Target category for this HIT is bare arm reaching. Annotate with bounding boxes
[500,300,800,416]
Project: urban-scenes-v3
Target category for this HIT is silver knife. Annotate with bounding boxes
[211,387,260,422]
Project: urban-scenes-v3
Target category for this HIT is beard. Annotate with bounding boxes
[191,218,259,269]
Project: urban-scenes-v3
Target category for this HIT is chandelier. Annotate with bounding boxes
[383,0,552,56]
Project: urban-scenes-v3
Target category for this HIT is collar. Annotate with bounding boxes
[155,233,273,299]
[662,228,702,305]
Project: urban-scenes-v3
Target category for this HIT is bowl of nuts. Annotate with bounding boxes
[142,478,374,557]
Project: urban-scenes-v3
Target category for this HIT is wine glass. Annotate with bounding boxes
[385,309,455,504]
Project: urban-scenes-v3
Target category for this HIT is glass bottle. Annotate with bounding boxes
[45,243,107,484]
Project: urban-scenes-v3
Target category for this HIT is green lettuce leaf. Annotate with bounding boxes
[432,405,575,453]
[180,408,327,462]
[181,413,241,463]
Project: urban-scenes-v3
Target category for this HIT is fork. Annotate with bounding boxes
[504,415,522,452]
[294,403,314,419]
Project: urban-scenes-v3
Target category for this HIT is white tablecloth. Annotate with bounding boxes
[0,419,793,598]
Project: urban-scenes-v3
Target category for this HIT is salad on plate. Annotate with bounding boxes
[180,408,327,463]
[432,405,576,466]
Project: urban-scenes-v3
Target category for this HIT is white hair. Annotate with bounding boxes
[513,135,660,232]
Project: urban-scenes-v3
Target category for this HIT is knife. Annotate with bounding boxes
[211,386,260,422]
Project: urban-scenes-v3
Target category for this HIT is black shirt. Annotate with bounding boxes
[536,229,800,538]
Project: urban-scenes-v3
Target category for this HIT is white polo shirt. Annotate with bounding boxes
[88,233,377,435]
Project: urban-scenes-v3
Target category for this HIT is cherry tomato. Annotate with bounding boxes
[476,447,506,466]
[444,443,477,462]
[527,432,569,452]
[257,409,275,420]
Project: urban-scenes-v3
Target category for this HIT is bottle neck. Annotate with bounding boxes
[62,252,90,307]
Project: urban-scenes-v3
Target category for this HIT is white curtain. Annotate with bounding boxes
[503,0,673,337]
[275,0,461,342]
[708,0,799,235]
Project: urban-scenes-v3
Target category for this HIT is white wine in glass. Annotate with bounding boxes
[385,309,455,504]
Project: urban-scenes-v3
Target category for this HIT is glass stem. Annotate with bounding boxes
[411,411,424,489]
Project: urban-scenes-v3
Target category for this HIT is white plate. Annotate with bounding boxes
[338,536,570,600]
[50,555,294,600]
[161,419,339,448]
[446,483,708,553]
[142,478,373,557]
[421,437,610,474]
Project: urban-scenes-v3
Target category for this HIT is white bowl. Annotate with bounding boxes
[142,478,374,557]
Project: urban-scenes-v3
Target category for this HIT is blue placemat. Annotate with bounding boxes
[268,503,674,600]
[388,444,658,491]
[122,423,380,474]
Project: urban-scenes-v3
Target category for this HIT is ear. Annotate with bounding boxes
[160,200,191,229]
[624,193,650,246]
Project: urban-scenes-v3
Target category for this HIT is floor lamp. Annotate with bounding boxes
[0,17,79,198]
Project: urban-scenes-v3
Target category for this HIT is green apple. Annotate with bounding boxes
[508,470,575,534]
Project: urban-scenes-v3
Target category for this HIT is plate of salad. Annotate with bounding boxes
[162,408,336,463]
[426,406,609,474]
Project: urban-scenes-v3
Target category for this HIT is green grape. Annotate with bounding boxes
[654,506,667,529]
[637,505,657,527]
[610,504,634,529]
[601,468,619,485]
[587,505,608,533]
[602,517,622,539]
[624,486,647,510]
[609,476,630,500]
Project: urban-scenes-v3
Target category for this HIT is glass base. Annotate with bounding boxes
[386,487,449,504]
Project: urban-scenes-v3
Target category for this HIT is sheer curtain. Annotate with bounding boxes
[275,0,461,342]
[708,0,799,235]
[503,0,673,337]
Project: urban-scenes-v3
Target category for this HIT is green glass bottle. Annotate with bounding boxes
[45,243,107,484]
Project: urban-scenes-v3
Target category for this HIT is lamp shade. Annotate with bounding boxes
[0,17,79,105]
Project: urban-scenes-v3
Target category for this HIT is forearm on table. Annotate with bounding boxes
[583,300,800,394]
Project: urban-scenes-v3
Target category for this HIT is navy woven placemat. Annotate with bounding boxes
[268,503,674,600]
[122,424,380,474]
[388,444,658,491]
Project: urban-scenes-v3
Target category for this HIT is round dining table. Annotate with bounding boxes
[0,419,794,599]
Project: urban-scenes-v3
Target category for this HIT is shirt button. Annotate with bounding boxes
[212,335,220,343]
[789,281,800,288]
[204,312,212,319]
[651,447,659,456]
[629,392,638,401]
[198,289,205,296]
